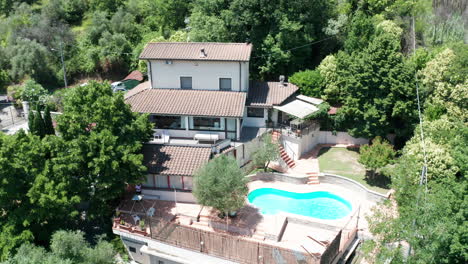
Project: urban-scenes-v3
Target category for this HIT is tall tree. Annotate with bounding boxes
[337,21,417,140]
[193,155,248,217]
[56,81,153,216]
[27,109,35,134]
[33,105,45,138]
[43,105,55,135]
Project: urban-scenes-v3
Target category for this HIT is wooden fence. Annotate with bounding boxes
[149,217,319,264]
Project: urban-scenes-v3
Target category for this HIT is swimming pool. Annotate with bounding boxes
[248,188,352,220]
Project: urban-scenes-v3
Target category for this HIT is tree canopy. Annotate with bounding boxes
[193,155,248,215]
[0,81,152,260]
[358,136,395,179]
[1,230,117,264]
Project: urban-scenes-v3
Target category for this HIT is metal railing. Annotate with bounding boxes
[271,121,319,139]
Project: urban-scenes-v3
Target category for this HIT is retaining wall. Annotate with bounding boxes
[319,173,388,203]
[317,131,369,145]
[247,172,308,184]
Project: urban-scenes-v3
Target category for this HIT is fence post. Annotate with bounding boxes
[9,106,14,125]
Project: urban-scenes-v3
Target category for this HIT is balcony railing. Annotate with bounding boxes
[271,120,319,139]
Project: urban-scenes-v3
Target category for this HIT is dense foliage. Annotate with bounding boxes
[362,44,467,263]
[289,70,323,98]
[193,155,248,216]
[0,82,152,260]
[358,136,396,179]
[1,230,117,264]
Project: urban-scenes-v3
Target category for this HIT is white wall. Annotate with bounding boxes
[318,131,369,145]
[243,108,268,127]
[282,136,300,161]
[142,188,196,203]
[121,238,150,264]
[149,60,249,91]
[280,130,367,160]
[241,61,249,92]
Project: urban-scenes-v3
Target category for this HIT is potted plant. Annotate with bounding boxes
[132,220,148,236]
[119,220,132,232]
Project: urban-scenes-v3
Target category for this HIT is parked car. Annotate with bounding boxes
[111,81,127,93]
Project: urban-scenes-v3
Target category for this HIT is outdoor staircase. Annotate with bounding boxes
[279,146,296,168]
[272,130,296,169]
[306,172,320,185]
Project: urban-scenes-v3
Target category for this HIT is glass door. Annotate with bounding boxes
[225,118,237,140]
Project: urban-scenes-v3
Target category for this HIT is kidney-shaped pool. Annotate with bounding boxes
[248,188,352,220]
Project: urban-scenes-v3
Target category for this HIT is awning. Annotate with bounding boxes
[273,94,324,119]
[274,99,319,119]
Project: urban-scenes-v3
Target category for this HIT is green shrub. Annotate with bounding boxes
[289,70,323,98]
[21,79,49,104]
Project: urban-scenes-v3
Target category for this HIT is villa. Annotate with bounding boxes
[113,42,385,264]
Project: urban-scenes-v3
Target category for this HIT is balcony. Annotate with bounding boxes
[272,119,320,139]
[148,129,232,154]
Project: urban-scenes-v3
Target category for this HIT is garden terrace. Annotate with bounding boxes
[113,193,359,264]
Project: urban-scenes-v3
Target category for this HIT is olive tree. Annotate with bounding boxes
[358,136,396,179]
[193,155,248,218]
[252,133,279,171]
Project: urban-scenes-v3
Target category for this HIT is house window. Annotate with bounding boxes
[183,177,193,190]
[247,107,264,118]
[169,176,183,189]
[192,117,221,130]
[129,247,136,253]
[180,77,192,89]
[158,261,165,264]
[219,78,232,91]
[151,115,182,129]
[155,175,169,189]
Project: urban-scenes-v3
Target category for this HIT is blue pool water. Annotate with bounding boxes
[248,188,352,220]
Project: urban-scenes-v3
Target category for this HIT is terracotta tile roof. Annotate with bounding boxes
[125,85,246,117]
[142,144,211,176]
[139,42,252,61]
[247,81,298,107]
[328,106,340,115]
[124,70,144,81]
[124,81,150,99]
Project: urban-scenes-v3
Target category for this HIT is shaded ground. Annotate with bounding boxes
[317,147,390,194]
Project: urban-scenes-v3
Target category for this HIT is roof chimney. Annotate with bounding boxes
[200,48,207,58]
[279,75,285,86]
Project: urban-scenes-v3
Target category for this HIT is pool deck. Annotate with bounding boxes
[115,178,378,258]
[248,180,376,231]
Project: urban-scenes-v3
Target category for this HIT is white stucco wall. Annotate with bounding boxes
[280,129,367,160]
[148,60,249,91]
[281,136,300,161]
[121,237,150,264]
[318,131,369,145]
[142,189,196,203]
[243,108,268,127]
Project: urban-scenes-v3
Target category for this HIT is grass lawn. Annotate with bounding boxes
[317,147,390,194]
